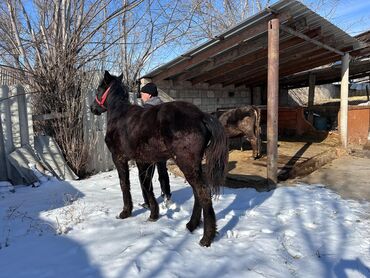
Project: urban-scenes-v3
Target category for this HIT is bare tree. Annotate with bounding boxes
[186,0,342,42]
[187,0,271,41]
[0,0,142,175]
[111,0,196,88]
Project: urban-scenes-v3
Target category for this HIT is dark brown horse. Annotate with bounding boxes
[216,106,261,159]
[90,71,228,246]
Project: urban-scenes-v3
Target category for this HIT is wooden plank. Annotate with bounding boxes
[0,85,19,184]
[307,73,316,124]
[236,52,341,87]
[0,117,7,180]
[152,10,292,82]
[32,112,66,121]
[9,86,21,149]
[280,25,344,56]
[228,44,351,88]
[7,146,39,185]
[34,135,78,180]
[210,44,323,86]
[189,28,322,85]
[25,89,34,148]
[15,85,30,147]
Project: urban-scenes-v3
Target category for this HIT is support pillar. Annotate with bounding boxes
[307,73,316,124]
[267,18,279,189]
[340,53,350,148]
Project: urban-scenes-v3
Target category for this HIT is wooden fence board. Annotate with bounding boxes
[0,117,7,180]
[1,82,115,184]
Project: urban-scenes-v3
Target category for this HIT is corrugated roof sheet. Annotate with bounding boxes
[141,0,364,87]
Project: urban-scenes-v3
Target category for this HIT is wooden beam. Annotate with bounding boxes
[220,47,328,87]
[216,44,323,86]
[236,52,342,88]
[151,11,293,82]
[267,17,279,189]
[189,28,322,85]
[175,36,269,82]
[340,52,350,148]
[307,73,316,124]
[281,60,370,88]
[32,112,66,121]
[280,25,345,56]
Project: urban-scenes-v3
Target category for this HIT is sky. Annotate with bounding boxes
[0,167,369,278]
[302,0,370,35]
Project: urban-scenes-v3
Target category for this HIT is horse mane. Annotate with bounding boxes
[107,77,131,107]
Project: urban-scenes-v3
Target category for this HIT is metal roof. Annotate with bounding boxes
[141,0,365,88]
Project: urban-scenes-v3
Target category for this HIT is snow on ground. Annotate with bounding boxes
[0,167,369,278]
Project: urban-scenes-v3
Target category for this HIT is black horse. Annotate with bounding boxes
[90,71,228,246]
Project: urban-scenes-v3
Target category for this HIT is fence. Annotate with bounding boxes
[0,84,115,185]
[0,67,22,86]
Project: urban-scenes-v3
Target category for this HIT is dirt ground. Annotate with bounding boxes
[168,132,370,202]
[225,132,341,188]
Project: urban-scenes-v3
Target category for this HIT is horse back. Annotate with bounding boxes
[218,106,257,138]
[106,101,208,162]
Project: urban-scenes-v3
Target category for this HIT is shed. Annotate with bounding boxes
[140,0,366,187]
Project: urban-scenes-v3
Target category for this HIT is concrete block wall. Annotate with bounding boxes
[288,84,340,106]
[155,80,255,113]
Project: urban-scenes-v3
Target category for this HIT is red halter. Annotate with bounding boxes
[95,84,112,109]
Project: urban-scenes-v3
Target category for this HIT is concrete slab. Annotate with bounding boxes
[297,154,370,202]
[34,135,78,180]
[7,146,39,185]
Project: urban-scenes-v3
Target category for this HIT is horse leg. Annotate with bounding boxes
[177,160,216,247]
[137,162,159,221]
[186,187,202,232]
[195,185,216,247]
[112,155,133,219]
[248,136,258,159]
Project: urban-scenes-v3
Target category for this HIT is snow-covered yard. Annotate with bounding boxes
[1,167,369,278]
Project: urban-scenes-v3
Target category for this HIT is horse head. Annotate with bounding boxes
[90,71,125,115]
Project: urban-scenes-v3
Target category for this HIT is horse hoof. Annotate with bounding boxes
[147,216,159,222]
[186,222,199,233]
[118,210,131,219]
[199,237,212,247]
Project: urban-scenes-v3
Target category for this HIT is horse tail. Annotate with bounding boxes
[202,114,229,196]
[253,106,261,158]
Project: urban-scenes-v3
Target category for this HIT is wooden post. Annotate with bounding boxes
[0,116,7,180]
[252,87,262,105]
[267,18,279,188]
[340,53,350,148]
[307,73,316,124]
[0,85,14,181]
[16,85,30,147]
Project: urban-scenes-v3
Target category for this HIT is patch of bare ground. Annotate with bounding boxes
[168,132,347,192]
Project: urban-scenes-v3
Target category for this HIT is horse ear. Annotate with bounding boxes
[104,70,112,81]
[118,73,123,82]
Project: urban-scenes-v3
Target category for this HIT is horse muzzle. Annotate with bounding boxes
[90,105,102,115]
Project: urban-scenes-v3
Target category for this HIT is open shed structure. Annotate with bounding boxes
[140,0,368,187]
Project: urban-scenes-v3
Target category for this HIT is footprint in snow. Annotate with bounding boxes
[226,229,258,239]
[303,222,318,229]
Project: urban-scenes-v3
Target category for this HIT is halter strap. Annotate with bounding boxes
[95,84,112,109]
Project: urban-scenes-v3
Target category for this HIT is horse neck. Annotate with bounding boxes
[106,94,131,120]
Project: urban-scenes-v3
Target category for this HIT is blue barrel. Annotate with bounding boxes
[314,117,328,130]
